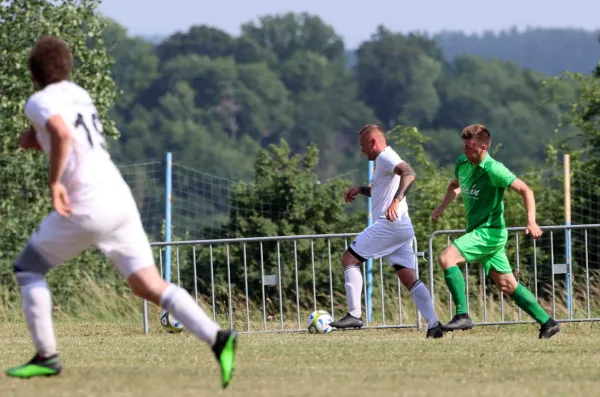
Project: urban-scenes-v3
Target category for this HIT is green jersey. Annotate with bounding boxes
[454,153,516,232]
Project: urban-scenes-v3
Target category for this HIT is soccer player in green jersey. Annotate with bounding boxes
[431,124,560,339]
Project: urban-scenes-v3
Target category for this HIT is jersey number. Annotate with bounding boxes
[74,113,105,149]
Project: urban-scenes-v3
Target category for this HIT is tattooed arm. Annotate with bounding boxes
[385,162,416,221]
[392,162,416,202]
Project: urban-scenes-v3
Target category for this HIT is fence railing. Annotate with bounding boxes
[143,233,424,334]
[142,224,600,334]
[427,224,600,326]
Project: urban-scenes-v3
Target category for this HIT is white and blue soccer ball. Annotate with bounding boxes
[161,311,184,333]
[307,310,334,334]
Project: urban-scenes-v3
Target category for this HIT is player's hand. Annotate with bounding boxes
[431,206,445,222]
[19,126,42,151]
[386,200,400,222]
[525,221,543,239]
[50,183,72,217]
[344,186,361,203]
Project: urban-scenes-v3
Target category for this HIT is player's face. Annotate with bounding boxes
[463,139,486,163]
[359,135,376,160]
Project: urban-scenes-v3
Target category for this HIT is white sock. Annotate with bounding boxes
[160,284,219,345]
[410,281,440,328]
[344,265,363,318]
[20,275,57,357]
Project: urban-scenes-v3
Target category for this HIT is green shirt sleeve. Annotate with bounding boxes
[488,161,517,188]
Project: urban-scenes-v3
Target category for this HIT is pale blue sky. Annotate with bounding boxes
[98,0,600,48]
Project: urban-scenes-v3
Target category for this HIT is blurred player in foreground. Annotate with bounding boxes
[431,124,560,339]
[330,124,444,338]
[6,35,238,388]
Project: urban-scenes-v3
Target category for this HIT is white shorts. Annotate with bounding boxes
[348,217,416,269]
[27,192,154,279]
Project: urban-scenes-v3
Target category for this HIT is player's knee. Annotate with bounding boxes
[13,244,53,286]
[438,246,460,269]
[342,249,363,267]
[438,251,451,269]
[497,279,516,294]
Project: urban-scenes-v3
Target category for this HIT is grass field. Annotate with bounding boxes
[2,321,600,397]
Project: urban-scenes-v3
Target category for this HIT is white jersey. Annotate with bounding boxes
[23,81,153,278]
[370,146,410,225]
[25,81,129,208]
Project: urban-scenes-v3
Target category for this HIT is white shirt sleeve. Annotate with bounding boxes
[24,93,61,128]
[379,148,404,174]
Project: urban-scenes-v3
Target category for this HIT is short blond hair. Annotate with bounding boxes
[358,124,384,137]
[461,124,491,146]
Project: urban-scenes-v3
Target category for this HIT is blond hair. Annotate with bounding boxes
[358,124,384,137]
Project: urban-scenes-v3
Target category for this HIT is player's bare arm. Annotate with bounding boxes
[510,178,543,239]
[431,178,461,221]
[386,162,416,222]
[344,186,370,203]
[46,114,72,217]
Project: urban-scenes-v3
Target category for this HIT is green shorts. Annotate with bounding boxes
[452,228,511,275]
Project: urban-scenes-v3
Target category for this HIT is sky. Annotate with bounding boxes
[98,0,600,48]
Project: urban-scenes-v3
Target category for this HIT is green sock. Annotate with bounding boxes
[443,266,468,315]
[510,283,550,325]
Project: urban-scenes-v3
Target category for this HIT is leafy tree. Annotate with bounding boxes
[101,17,160,119]
[241,12,345,63]
[432,55,576,170]
[355,27,443,129]
[180,140,364,314]
[226,139,362,238]
[154,25,236,65]
[544,67,600,173]
[542,51,600,278]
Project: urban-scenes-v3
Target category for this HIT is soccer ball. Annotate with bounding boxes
[160,311,184,333]
[307,310,334,334]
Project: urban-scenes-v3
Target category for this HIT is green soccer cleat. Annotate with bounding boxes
[211,330,238,389]
[6,353,62,379]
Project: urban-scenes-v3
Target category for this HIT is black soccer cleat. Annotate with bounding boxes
[329,313,363,329]
[539,318,560,339]
[426,321,445,339]
[442,313,474,332]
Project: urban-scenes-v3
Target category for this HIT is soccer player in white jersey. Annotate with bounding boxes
[5,36,238,388]
[329,124,444,338]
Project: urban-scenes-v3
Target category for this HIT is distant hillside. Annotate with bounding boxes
[435,28,600,75]
[346,27,600,76]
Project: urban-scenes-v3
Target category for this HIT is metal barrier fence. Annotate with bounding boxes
[142,224,600,334]
[142,233,425,334]
[427,224,600,326]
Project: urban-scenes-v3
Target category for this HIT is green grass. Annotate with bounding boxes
[2,322,600,397]
[1,271,600,396]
